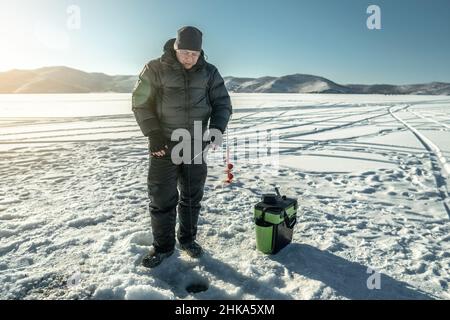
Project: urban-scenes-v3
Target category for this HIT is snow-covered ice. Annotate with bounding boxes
[0,93,449,299]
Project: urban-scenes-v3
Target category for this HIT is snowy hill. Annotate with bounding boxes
[0,66,136,94]
[224,74,351,94]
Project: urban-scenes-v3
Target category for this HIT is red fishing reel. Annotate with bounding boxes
[225,163,234,184]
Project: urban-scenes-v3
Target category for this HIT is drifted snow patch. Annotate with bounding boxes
[124,285,175,300]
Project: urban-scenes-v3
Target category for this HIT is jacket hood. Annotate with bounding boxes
[160,38,206,71]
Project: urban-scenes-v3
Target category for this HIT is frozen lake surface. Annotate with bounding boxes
[0,93,449,299]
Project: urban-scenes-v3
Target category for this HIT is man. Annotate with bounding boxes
[132,26,232,268]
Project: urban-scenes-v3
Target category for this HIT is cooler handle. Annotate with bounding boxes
[283,210,297,228]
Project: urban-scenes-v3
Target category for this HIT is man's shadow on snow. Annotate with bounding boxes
[198,253,294,300]
[269,243,436,300]
[147,251,293,300]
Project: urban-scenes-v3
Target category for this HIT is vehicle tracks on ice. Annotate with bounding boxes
[407,109,450,130]
[389,105,450,218]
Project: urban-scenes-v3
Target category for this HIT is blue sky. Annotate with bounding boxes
[1,0,450,84]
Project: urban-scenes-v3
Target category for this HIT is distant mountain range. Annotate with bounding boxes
[224,74,450,95]
[0,66,135,94]
[1,66,449,95]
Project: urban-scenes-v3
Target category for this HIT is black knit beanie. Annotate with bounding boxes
[174,26,203,51]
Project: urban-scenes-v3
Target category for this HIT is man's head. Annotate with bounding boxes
[174,26,203,70]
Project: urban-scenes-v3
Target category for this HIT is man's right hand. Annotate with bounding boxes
[206,126,224,148]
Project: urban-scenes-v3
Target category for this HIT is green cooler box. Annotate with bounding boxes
[254,188,298,254]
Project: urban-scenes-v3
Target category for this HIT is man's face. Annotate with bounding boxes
[175,49,201,70]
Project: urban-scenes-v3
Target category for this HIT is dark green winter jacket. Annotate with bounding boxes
[132,38,232,141]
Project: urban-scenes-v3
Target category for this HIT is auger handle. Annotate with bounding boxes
[275,187,281,197]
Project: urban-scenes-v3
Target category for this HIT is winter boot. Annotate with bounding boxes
[142,247,174,268]
[180,241,204,258]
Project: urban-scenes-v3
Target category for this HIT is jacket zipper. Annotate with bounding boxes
[183,69,191,137]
